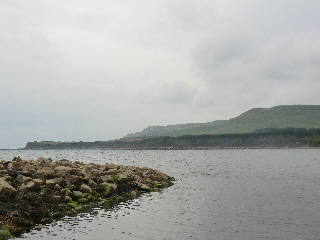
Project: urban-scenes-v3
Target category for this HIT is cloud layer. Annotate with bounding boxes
[1,0,320,148]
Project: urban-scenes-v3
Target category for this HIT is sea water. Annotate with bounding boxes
[1,149,319,240]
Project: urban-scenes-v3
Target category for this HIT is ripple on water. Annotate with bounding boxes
[5,149,320,240]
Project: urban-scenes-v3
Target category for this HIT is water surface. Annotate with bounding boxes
[1,149,319,240]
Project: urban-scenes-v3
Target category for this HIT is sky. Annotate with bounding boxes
[1,0,320,149]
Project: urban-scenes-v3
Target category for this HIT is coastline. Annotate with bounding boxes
[24,130,320,150]
[0,156,174,238]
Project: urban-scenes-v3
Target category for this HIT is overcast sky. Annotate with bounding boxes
[1,0,320,149]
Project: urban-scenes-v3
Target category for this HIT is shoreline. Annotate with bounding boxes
[0,156,174,238]
[8,146,320,150]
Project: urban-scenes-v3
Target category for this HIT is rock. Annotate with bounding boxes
[16,175,32,183]
[80,184,92,193]
[140,183,150,191]
[118,173,129,181]
[6,169,18,178]
[58,159,73,166]
[54,184,62,191]
[148,174,162,182]
[88,179,97,188]
[63,188,72,197]
[100,182,117,191]
[101,176,114,183]
[64,196,72,202]
[11,161,25,170]
[105,169,118,175]
[72,191,83,199]
[32,179,44,185]
[12,156,23,162]
[19,181,35,191]
[46,178,63,188]
[90,169,101,177]
[85,165,93,172]
[104,164,115,171]
[0,178,17,195]
[65,175,83,185]
[40,167,55,174]
[55,166,72,175]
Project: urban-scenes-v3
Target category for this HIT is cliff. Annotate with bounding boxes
[25,129,320,149]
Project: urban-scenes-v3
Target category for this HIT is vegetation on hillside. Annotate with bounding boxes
[149,105,320,137]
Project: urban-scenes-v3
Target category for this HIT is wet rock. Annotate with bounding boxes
[54,184,62,191]
[19,181,36,191]
[65,175,83,185]
[72,191,83,199]
[0,178,16,195]
[105,169,118,175]
[0,156,174,237]
[21,164,36,176]
[6,169,18,178]
[139,183,150,191]
[55,166,72,175]
[58,159,73,166]
[104,164,115,170]
[32,179,44,185]
[80,184,92,193]
[46,178,63,188]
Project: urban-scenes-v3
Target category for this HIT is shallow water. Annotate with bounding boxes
[1,149,320,240]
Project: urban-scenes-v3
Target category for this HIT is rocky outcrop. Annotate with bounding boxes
[0,156,174,237]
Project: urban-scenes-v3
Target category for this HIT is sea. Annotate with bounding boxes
[0,149,319,240]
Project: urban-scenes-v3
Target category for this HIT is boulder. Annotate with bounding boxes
[65,175,83,185]
[139,183,150,191]
[85,165,93,172]
[46,178,63,188]
[72,190,83,199]
[54,184,62,191]
[11,161,25,170]
[100,182,117,190]
[104,164,115,171]
[105,169,118,175]
[6,169,18,178]
[32,179,44,185]
[80,184,92,193]
[16,175,32,183]
[21,164,36,176]
[55,166,73,175]
[0,178,17,195]
[58,159,73,166]
[19,181,36,191]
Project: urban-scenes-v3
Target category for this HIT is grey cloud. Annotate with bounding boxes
[137,81,197,105]
[1,0,320,148]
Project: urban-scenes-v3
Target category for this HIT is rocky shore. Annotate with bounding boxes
[0,156,174,238]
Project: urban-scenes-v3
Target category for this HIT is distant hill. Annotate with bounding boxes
[123,122,218,138]
[124,105,320,138]
[25,105,320,150]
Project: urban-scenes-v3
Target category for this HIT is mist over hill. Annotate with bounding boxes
[124,105,320,138]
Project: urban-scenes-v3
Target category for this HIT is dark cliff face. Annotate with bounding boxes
[25,130,320,149]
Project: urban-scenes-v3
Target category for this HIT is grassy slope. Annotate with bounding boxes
[156,105,320,137]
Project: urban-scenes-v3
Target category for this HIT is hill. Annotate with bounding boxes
[124,105,320,138]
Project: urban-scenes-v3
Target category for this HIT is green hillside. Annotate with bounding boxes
[156,105,320,137]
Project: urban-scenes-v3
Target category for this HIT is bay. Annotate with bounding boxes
[1,149,320,240]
